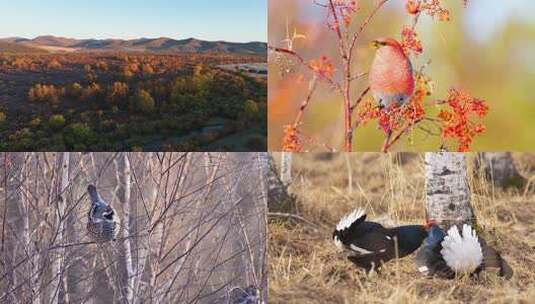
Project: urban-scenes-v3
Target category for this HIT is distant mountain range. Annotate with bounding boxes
[0,35,267,55]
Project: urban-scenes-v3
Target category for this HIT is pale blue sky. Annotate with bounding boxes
[463,0,535,43]
[291,0,534,43]
[0,0,266,42]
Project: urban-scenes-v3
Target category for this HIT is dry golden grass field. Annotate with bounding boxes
[268,153,535,304]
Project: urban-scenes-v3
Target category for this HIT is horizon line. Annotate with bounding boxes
[0,34,267,44]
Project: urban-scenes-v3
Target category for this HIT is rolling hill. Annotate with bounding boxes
[0,41,46,53]
[0,35,266,55]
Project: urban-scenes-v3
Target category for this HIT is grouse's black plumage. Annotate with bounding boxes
[416,223,513,279]
[333,209,427,272]
[87,185,120,242]
[414,223,452,278]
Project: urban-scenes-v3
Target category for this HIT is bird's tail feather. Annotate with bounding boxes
[336,208,366,232]
[481,241,513,279]
[440,224,483,274]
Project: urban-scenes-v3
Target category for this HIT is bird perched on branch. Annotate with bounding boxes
[333,208,428,272]
[87,184,120,242]
[369,38,415,110]
[416,222,513,279]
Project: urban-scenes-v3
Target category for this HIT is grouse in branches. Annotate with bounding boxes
[333,208,428,272]
[86,184,120,242]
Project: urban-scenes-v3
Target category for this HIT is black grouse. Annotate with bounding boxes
[333,208,428,272]
[415,223,513,279]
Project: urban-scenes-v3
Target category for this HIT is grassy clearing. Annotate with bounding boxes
[268,153,535,304]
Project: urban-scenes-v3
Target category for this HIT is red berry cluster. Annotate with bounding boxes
[405,0,451,21]
[282,124,303,152]
[438,88,489,151]
[330,0,359,26]
[401,27,423,55]
[309,56,335,80]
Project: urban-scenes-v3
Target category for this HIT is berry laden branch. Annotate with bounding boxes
[271,0,488,152]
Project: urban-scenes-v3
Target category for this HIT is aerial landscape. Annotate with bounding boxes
[0,37,267,151]
[0,1,267,151]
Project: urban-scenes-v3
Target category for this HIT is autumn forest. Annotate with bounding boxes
[0,52,267,151]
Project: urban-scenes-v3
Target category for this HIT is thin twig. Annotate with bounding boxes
[293,76,318,127]
[269,46,343,93]
[348,0,391,57]
[382,118,424,152]
[268,212,321,231]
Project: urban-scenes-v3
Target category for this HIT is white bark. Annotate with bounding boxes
[16,154,42,303]
[64,154,86,303]
[122,153,135,303]
[425,152,474,229]
[17,154,31,301]
[280,152,292,186]
[1,154,20,302]
[267,155,292,212]
[133,157,156,302]
[148,183,163,303]
[257,153,269,303]
[50,152,70,303]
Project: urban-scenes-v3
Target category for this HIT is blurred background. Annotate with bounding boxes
[268,0,535,151]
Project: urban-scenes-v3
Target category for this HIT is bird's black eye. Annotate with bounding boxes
[104,209,114,220]
[398,97,404,102]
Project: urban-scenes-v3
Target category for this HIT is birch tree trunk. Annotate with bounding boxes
[425,152,475,229]
[129,153,148,304]
[121,153,135,303]
[267,155,292,212]
[256,153,269,303]
[16,154,41,303]
[1,153,19,303]
[50,152,70,303]
[477,153,525,189]
[17,153,31,301]
[280,152,292,186]
[65,154,85,303]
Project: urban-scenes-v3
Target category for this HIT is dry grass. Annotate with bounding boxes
[268,153,535,304]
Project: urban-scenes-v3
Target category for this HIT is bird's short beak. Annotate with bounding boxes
[370,40,383,49]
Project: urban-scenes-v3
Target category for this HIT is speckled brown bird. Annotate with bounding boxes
[87,185,120,242]
[369,37,415,110]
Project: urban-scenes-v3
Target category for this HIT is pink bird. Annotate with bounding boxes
[369,38,415,110]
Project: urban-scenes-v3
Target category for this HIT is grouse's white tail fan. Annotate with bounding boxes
[440,224,483,274]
